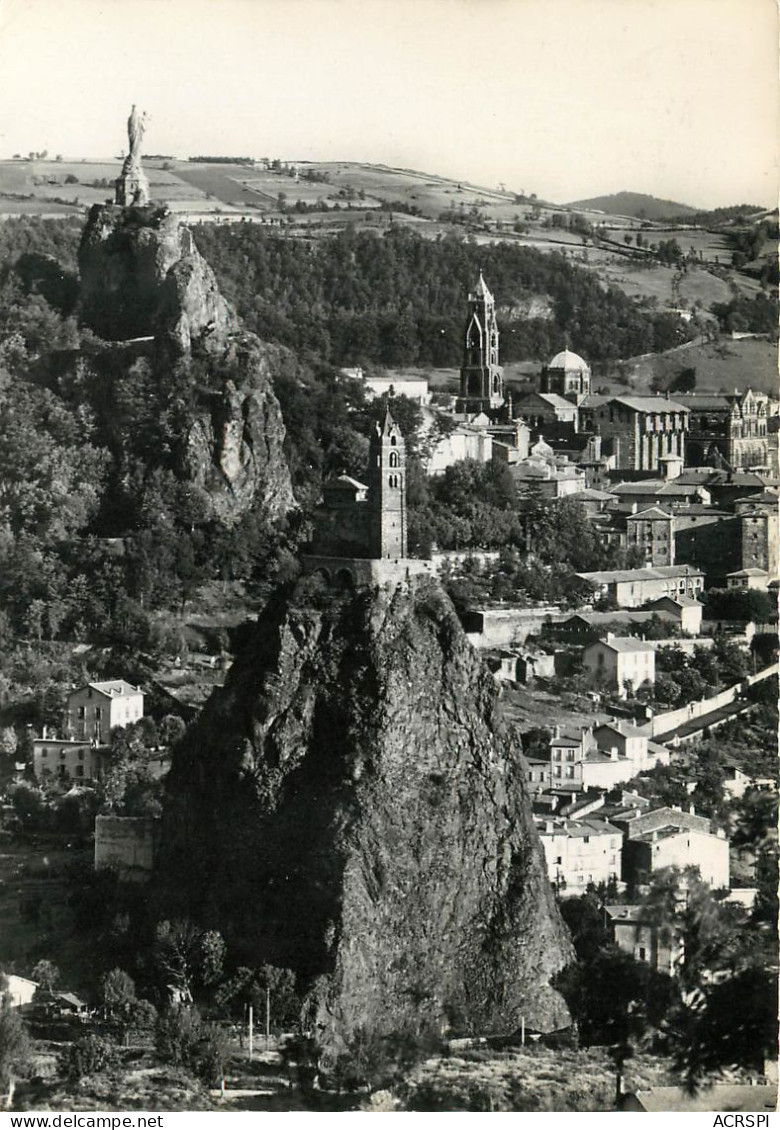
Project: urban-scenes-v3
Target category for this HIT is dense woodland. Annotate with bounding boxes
[191,222,698,366]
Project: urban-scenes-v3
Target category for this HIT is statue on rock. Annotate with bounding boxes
[115,103,150,207]
[127,103,147,162]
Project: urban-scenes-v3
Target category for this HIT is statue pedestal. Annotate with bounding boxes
[115,164,150,206]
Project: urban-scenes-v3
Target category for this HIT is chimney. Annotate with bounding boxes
[553,725,561,739]
[545,821,554,834]
[42,724,47,740]
[688,804,695,816]
[610,747,619,761]
[606,632,614,643]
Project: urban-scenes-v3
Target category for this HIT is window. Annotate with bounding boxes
[638,947,647,961]
[583,835,590,844]
[75,765,84,778]
[78,750,85,761]
[389,451,399,468]
[77,706,85,719]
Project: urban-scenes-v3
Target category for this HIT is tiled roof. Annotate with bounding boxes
[611,395,690,414]
[626,506,673,521]
[86,680,142,697]
[588,636,656,654]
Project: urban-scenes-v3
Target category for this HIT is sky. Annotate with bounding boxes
[0,0,777,209]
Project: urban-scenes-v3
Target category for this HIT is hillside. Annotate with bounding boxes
[565,192,698,220]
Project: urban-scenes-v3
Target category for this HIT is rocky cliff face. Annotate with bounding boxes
[161,576,573,1060]
[78,203,294,522]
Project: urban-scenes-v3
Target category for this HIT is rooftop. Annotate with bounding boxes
[81,680,143,698]
[577,564,703,584]
[611,395,690,414]
[546,348,590,372]
[626,506,674,521]
[588,636,656,654]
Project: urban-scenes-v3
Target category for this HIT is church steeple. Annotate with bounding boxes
[457,271,504,416]
[367,410,407,559]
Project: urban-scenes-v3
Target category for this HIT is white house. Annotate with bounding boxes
[582,634,656,697]
[536,816,623,894]
[67,681,144,746]
[3,974,38,1008]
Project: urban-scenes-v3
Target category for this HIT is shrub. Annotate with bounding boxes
[59,1034,118,1081]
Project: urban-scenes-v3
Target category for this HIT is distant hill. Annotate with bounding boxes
[565,191,698,221]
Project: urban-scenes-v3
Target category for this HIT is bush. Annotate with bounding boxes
[59,1034,118,1081]
[155,1005,228,1086]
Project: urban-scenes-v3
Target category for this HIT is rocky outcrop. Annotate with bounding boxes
[161,576,573,1061]
[183,337,295,522]
[78,204,234,344]
[77,203,294,522]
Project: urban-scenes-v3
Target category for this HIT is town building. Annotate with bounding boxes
[677,389,770,471]
[625,507,675,566]
[607,479,710,513]
[735,491,779,578]
[536,816,623,894]
[616,806,730,890]
[540,348,591,403]
[457,272,505,416]
[427,424,492,474]
[538,722,669,792]
[67,681,144,746]
[576,564,705,608]
[510,439,586,499]
[32,738,104,784]
[644,595,704,635]
[726,568,770,591]
[582,634,656,697]
[515,391,579,434]
[578,395,689,472]
[360,371,431,405]
[606,905,682,975]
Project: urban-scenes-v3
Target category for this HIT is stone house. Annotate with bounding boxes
[32,737,104,784]
[606,905,682,975]
[625,506,675,566]
[582,634,656,697]
[617,806,729,890]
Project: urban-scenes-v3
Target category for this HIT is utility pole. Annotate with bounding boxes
[248,1004,253,1061]
[266,984,271,1047]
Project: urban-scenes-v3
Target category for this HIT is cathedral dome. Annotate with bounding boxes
[547,348,590,372]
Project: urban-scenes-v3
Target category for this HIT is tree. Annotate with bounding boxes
[31,959,60,991]
[0,986,31,1092]
[152,920,225,997]
[100,968,137,1021]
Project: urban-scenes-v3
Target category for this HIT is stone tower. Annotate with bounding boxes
[367,410,407,559]
[458,272,504,415]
